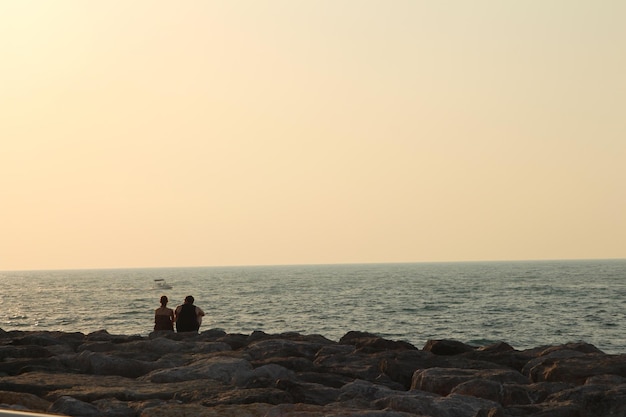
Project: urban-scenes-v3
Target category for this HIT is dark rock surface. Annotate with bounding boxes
[0,328,624,417]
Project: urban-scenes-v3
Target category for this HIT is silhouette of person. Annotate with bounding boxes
[175,295,205,333]
[154,295,174,331]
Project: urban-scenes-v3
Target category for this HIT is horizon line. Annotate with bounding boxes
[2,257,625,273]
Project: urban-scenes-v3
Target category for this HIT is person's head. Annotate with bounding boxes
[160,295,168,307]
[184,295,194,304]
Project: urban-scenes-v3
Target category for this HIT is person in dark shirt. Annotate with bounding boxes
[154,295,175,331]
[174,295,205,333]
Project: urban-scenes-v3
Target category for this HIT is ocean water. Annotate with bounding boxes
[1,260,624,354]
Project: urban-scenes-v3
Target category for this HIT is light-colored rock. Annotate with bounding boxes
[140,356,253,385]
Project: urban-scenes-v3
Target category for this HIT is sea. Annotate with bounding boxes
[1,260,624,354]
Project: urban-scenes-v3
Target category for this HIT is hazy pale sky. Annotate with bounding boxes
[1,1,625,270]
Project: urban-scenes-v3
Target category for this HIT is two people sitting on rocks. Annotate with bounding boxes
[154,295,205,333]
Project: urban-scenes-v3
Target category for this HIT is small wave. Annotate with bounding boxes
[3,261,626,353]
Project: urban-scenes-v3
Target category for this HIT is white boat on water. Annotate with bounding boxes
[153,279,172,290]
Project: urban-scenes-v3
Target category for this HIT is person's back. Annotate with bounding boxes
[176,303,199,332]
[154,296,174,331]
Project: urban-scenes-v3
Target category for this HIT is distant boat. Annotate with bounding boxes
[153,279,173,290]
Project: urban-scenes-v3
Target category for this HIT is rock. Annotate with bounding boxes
[141,402,421,417]
[85,330,141,343]
[253,355,316,372]
[216,333,251,350]
[265,403,426,416]
[477,342,515,353]
[297,371,354,388]
[275,378,340,405]
[244,338,327,362]
[373,389,502,417]
[523,381,576,404]
[140,355,253,385]
[585,374,626,385]
[340,331,418,353]
[130,338,231,356]
[200,387,294,406]
[422,339,476,355]
[140,403,273,417]
[536,342,603,356]
[0,356,67,376]
[449,379,506,403]
[198,328,228,339]
[78,341,118,353]
[75,350,157,378]
[502,402,583,417]
[0,329,624,417]
[0,370,221,402]
[49,395,102,417]
[91,397,137,417]
[0,390,51,411]
[451,380,534,406]
[546,382,626,417]
[473,408,506,417]
[0,345,52,360]
[338,379,400,405]
[460,344,534,373]
[255,363,296,380]
[339,331,382,343]
[411,367,528,396]
[525,353,626,384]
[520,348,587,378]
[430,394,502,417]
[314,347,385,383]
[377,349,441,389]
[10,332,70,347]
[372,391,440,416]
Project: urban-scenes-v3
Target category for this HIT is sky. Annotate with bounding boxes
[1,1,625,270]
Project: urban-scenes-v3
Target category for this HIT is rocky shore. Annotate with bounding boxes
[0,328,625,417]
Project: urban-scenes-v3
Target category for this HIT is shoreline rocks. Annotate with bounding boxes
[0,328,624,416]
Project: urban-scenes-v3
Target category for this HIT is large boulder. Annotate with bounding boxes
[313,346,386,383]
[0,390,51,411]
[525,353,626,384]
[372,389,502,417]
[140,356,253,385]
[0,345,52,360]
[422,340,475,356]
[275,379,340,405]
[244,338,326,362]
[459,342,534,372]
[546,380,626,417]
[75,351,158,378]
[340,331,418,353]
[411,367,528,396]
[48,396,102,417]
